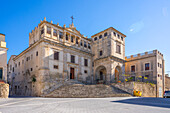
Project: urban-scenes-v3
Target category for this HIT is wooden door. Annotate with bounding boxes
[70,67,74,79]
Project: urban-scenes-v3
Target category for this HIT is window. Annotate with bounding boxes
[80,41,83,46]
[47,27,51,34]
[53,29,57,36]
[84,59,88,66]
[15,64,17,68]
[0,68,3,80]
[41,28,44,34]
[145,63,149,70]
[158,63,159,67]
[104,32,107,37]
[113,32,116,36]
[121,36,123,41]
[71,36,74,42]
[76,38,78,44]
[66,34,69,40]
[54,52,59,60]
[71,55,75,63]
[100,50,103,56]
[84,41,87,48]
[84,70,87,74]
[131,65,135,72]
[117,34,120,38]
[116,44,121,54]
[36,51,38,56]
[99,35,102,39]
[13,67,14,72]
[59,32,63,39]
[30,68,33,71]
[94,37,97,41]
[145,75,149,78]
[54,65,58,69]
[88,43,91,49]
[160,64,162,68]
[18,62,20,66]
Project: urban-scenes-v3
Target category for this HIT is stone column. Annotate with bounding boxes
[44,25,47,37]
[57,30,59,41]
[51,28,53,38]
[63,31,66,44]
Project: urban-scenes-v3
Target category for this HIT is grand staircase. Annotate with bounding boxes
[44,83,132,98]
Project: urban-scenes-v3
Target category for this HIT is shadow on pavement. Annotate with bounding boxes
[111,97,170,109]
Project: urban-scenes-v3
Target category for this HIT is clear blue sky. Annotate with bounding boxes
[0,0,170,73]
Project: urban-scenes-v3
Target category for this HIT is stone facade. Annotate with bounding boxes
[7,18,165,97]
[165,74,170,91]
[112,82,156,97]
[125,50,165,97]
[0,83,9,98]
[0,33,8,82]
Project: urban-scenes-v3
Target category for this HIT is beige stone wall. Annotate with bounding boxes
[165,76,170,91]
[125,50,165,97]
[112,82,156,97]
[0,83,9,98]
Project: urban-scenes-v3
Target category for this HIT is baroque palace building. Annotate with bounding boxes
[7,17,165,97]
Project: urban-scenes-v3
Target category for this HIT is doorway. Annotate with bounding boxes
[70,67,75,79]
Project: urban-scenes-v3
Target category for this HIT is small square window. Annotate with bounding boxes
[113,32,116,36]
[84,70,87,74]
[117,34,120,38]
[54,65,58,69]
[71,36,74,42]
[94,37,97,41]
[104,32,107,37]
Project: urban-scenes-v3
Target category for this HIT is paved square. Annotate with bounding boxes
[0,97,170,113]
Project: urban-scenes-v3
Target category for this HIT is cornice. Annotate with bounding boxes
[91,27,126,38]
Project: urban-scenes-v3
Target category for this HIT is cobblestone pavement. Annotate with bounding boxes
[0,97,170,113]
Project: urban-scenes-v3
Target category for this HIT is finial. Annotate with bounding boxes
[40,20,42,22]
[57,23,59,26]
[63,24,66,28]
[51,21,53,23]
[71,16,74,24]
[44,17,46,21]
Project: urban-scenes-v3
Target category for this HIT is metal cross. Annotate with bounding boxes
[71,16,74,24]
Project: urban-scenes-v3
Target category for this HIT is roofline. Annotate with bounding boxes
[0,33,5,36]
[38,21,92,41]
[91,27,126,38]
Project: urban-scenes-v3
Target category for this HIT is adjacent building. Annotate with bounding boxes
[0,33,8,82]
[7,18,165,97]
[125,50,165,97]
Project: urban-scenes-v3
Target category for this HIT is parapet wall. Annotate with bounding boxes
[112,82,156,97]
[0,83,9,98]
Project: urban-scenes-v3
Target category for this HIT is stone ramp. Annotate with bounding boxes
[44,84,132,98]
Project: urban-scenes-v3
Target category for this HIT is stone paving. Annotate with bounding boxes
[0,97,170,113]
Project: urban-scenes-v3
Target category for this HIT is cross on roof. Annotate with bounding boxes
[71,16,74,24]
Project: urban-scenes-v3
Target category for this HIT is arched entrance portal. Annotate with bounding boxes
[115,66,122,81]
[95,66,107,84]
